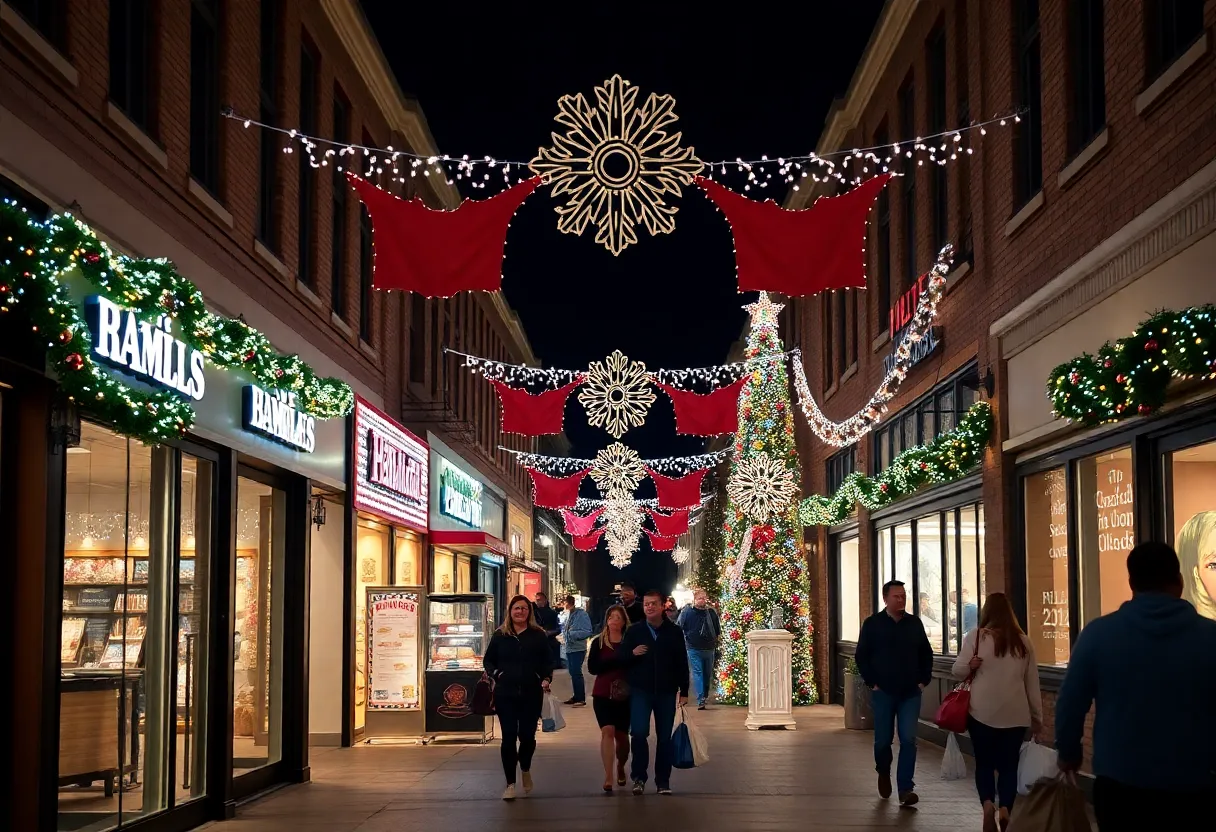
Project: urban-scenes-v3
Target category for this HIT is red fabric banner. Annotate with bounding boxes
[646,508,690,537]
[653,377,748,436]
[647,468,706,510]
[644,529,679,551]
[695,174,892,296]
[527,468,589,509]
[571,529,605,551]
[489,378,582,436]
[346,173,541,297]
[561,507,604,537]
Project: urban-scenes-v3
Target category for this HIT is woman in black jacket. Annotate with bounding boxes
[484,594,553,800]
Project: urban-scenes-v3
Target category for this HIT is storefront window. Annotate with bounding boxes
[1024,467,1070,665]
[1169,440,1216,621]
[433,549,455,593]
[877,529,891,609]
[355,519,389,731]
[393,528,422,586]
[894,522,913,591]
[915,514,944,653]
[457,556,472,592]
[1076,447,1134,624]
[177,454,211,805]
[837,537,861,642]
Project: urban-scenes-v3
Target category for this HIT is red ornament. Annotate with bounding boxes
[83,253,101,264]
[1138,404,1152,415]
[1103,359,1113,368]
[879,483,889,492]
[1116,374,1126,384]
[59,328,73,344]
[1144,339,1159,351]
[919,461,928,470]
[1069,372,1080,384]
[791,594,801,605]
[1116,404,1126,413]
[748,578,762,589]
[752,524,776,547]
[64,353,84,371]
[730,629,741,641]
[243,349,256,362]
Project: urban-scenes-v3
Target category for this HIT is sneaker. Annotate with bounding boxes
[657,785,672,795]
[571,699,587,707]
[521,771,533,794]
[563,697,578,705]
[899,790,919,807]
[697,703,707,710]
[878,771,892,799]
[502,783,517,801]
[632,780,645,796]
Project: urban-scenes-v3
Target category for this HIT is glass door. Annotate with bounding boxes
[175,453,212,805]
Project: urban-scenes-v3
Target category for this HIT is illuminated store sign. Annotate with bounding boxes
[86,295,206,400]
[440,460,483,528]
[882,272,941,376]
[242,385,316,453]
[353,397,429,532]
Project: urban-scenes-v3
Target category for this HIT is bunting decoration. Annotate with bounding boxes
[489,378,583,435]
[696,173,891,296]
[346,173,540,297]
[527,468,589,509]
[653,376,748,436]
[646,508,690,537]
[648,467,707,510]
[571,529,605,551]
[644,529,679,551]
[561,507,604,536]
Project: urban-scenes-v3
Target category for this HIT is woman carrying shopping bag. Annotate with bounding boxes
[950,593,1044,832]
[485,595,553,801]
[587,604,631,792]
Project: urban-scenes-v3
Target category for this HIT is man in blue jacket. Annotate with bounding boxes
[561,595,593,707]
[619,590,689,796]
[1055,541,1216,829]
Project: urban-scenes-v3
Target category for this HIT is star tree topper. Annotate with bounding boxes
[744,292,784,330]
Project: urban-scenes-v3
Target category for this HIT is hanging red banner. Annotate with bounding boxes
[644,529,679,551]
[647,468,706,510]
[489,378,582,436]
[571,529,605,551]
[561,507,604,537]
[646,508,690,537]
[527,468,589,509]
[653,377,748,436]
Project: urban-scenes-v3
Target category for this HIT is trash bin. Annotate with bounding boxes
[843,664,873,730]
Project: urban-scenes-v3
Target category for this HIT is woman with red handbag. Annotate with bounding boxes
[949,593,1043,832]
[587,604,631,792]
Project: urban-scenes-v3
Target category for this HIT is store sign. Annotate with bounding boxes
[85,295,206,400]
[242,385,316,452]
[353,397,429,532]
[440,459,483,528]
[882,272,941,376]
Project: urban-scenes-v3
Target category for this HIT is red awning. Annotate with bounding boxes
[428,530,510,557]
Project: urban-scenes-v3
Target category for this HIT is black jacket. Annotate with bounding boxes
[484,626,553,700]
[622,600,645,624]
[532,603,561,645]
[618,618,690,698]
[854,610,934,697]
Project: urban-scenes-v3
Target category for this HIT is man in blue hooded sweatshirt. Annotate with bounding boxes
[1055,541,1216,829]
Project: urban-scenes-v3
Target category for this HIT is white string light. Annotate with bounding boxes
[504,446,730,477]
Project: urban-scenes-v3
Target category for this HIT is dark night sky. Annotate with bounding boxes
[360,3,884,596]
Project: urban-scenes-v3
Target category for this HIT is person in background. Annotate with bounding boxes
[587,604,631,792]
[561,595,592,707]
[1175,510,1216,620]
[950,593,1043,832]
[484,595,553,801]
[620,590,689,796]
[533,591,562,670]
[951,589,979,635]
[1055,542,1216,829]
[619,581,644,624]
[676,589,721,709]
[663,597,679,623]
[855,580,933,808]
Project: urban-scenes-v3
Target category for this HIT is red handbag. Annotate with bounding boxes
[934,632,981,733]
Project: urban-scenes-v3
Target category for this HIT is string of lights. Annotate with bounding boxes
[504,446,729,477]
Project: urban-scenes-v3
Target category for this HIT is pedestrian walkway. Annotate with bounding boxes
[201,673,996,831]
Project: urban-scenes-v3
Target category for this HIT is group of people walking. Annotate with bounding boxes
[483,581,720,800]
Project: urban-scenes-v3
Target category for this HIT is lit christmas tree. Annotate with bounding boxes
[717,293,817,705]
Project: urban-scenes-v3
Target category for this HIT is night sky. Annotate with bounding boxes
[360,3,884,596]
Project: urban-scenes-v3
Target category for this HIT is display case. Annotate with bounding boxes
[424,593,493,738]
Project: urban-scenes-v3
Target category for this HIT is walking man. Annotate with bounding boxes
[619,581,644,624]
[620,590,689,795]
[676,589,721,709]
[561,595,593,707]
[533,592,562,670]
[855,580,933,807]
[1055,542,1216,829]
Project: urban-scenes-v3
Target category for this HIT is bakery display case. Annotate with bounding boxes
[423,593,493,738]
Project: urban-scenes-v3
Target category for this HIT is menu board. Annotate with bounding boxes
[367,589,421,711]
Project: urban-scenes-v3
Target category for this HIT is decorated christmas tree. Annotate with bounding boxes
[717,293,817,705]
[693,494,726,602]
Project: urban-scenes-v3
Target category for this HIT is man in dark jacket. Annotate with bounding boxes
[676,589,721,709]
[532,592,561,669]
[619,581,644,624]
[619,590,689,796]
[855,580,933,807]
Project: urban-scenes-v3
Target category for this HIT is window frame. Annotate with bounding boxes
[330,89,350,320]
[256,0,282,250]
[927,24,949,257]
[109,0,154,132]
[1013,0,1044,207]
[189,0,222,195]
[898,80,917,288]
[7,0,66,47]
[297,38,320,289]
[1145,0,1206,82]
[871,362,980,477]
[1067,0,1106,156]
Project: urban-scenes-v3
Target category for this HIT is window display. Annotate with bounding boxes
[424,593,493,737]
[836,537,861,642]
[916,514,944,653]
[394,528,422,585]
[1169,440,1216,621]
[1024,467,1070,665]
[355,519,389,731]
[1076,447,1134,624]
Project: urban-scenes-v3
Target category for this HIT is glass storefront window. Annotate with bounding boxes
[958,504,982,641]
[394,528,422,585]
[1169,440,1216,621]
[1024,467,1071,665]
[457,556,472,592]
[877,528,892,610]
[1076,447,1134,624]
[433,549,455,593]
[945,510,959,650]
[915,514,944,653]
[837,537,861,642]
[894,521,913,589]
[355,519,389,732]
[176,454,211,805]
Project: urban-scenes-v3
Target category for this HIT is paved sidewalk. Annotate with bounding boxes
[202,673,997,831]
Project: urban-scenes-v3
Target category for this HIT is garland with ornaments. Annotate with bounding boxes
[798,402,993,526]
[1048,305,1216,426]
[0,202,353,444]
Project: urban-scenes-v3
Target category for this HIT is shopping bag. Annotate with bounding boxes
[472,673,495,716]
[1006,773,1091,832]
[1017,740,1059,795]
[541,694,565,732]
[940,732,968,780]
[671,710,696,770]
[688,718,710,766]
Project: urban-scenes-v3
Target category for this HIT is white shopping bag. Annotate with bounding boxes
[1017,740,1058,795]
[541,693,565,732]
[941,733,968,780]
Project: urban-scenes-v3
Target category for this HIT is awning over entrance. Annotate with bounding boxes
[428,530,510,557]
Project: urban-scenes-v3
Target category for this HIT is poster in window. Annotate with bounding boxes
[1079,448,1134,622]
[367,589,422,710]
[1171,441,1216,621]
[1024,468,1070,664]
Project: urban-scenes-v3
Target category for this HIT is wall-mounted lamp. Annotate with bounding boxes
[311,495,327,530]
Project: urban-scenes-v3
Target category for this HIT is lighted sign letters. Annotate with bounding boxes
[352,397,429,532]
[242,385,316,453]
[882,273,941,376]
[86,295,206,400]
[440,459,483,528]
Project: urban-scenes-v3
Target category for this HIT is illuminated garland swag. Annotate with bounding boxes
[0,202,354,443]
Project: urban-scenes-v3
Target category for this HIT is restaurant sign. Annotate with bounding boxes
[882,271,941,376]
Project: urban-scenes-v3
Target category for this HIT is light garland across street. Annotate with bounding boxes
[504,446,730,477]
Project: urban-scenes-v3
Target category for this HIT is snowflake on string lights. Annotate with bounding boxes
[671,545,690,565]
[579,350,656,438]
[530,74,703,255]
[591,442,647,498]
[727,452,799,523]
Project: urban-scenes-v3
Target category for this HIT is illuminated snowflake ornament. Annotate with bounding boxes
[530,74,704,255]
[727,452,799,523]
[590,442,646,498]
[671,545,690,565]
[579,350,656,438]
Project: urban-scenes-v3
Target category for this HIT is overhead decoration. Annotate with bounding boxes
[604,494,645,566]
[450,348,582,386]
[646,507,690,537]
[0,201,353,445]
[1048,305,1216,426]
[578,349,656,437]
[726,451,799,523]
[590,442,647,498]
[697,173,891,296]
[529,74,703,255]
[561,507,604,537]
[571,529,605,551]
[644,529,679,551]
[504,445,728,478]
[346,173,540,297]
[527,468,589,509]
[799,402,993,526]
[489,377,583,436]
[790,243,954,447]
[648,467,707,510]
[671,545,690,565]
[653,376,748,436]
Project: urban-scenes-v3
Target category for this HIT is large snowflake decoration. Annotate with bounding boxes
[530,74,704,255]
[591,442,646,498]
[579,350,656,438]
[671,545,690,565]
[727,452,799,523]
[603,494,644,543]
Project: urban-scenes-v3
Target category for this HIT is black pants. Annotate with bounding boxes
[1094,776,1212,831]
[495,692,542,784]
[967,716,1024,809]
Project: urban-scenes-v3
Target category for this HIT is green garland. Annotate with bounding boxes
[799,401,993,526]
[0,201,353,444]
[1048,305,1216,426]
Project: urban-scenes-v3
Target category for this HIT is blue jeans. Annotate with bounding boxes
[567,650,586,701]
[629,689,677,787]
[871,689,921,794]
[687,649,715,704]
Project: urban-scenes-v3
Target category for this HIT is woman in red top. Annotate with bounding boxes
[587,604,631,792]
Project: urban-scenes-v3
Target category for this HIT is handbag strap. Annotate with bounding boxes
[961,630,983,685]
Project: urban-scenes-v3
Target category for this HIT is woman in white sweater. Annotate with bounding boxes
[950,593,1043,832]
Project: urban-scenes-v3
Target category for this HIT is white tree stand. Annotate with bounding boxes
[744,629,797,730]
